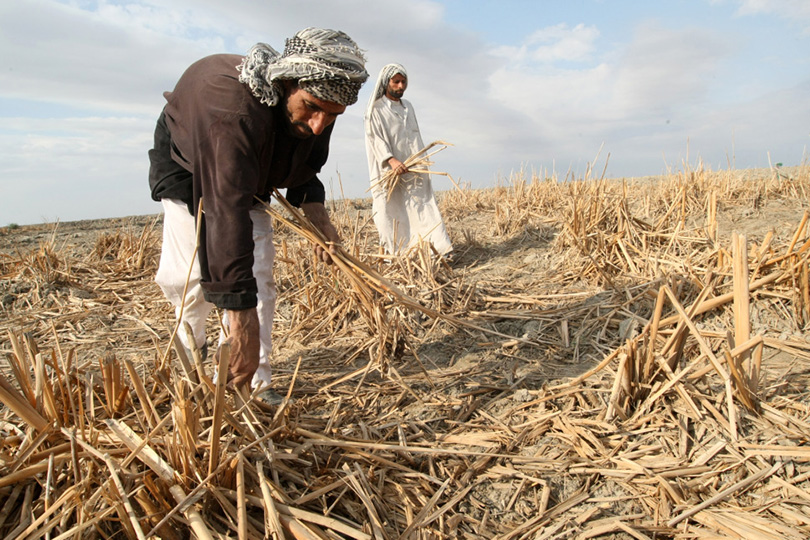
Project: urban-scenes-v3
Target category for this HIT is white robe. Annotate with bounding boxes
[364,97,452,255]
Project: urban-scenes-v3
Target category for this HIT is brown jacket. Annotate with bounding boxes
[149,53,331,309]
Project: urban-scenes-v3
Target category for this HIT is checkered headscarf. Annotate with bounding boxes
[238,27,368,107]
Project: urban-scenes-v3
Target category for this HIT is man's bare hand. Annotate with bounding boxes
[388,157,408,176]
[225,307,260,390]
[301,202,341,265]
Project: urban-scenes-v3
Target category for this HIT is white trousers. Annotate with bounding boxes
[155,199,276,388]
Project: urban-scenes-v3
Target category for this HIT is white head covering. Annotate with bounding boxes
[238,27,368,107]
[364,63,408,120]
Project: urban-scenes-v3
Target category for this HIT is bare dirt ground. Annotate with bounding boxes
[1,165,810,539]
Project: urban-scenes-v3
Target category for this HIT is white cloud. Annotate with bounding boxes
[0,1,215,114]
[714,0,810,32]
[493,23,600,64]
[0,0,808,225]
[491,21,728,122]
[484,16,809,179]
[610,23,728,115]
[0,115,158,224]
[735,0,810,19]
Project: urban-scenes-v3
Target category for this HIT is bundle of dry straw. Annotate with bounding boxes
[263,190,532,348]
[369,140,460,200]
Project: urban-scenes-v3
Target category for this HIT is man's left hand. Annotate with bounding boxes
[224,307,261,390]
[301,202,341,265]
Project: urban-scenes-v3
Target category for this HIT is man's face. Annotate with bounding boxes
[385,73,407,101]
[282,82,346,139]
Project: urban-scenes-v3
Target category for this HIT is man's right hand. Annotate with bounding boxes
[225,307,260,389]
[388,157,408,176]
[301,202,342,265]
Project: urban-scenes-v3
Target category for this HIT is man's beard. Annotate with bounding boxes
[281,95,314,139]
[387,89,404,100]
[288,121,313,139]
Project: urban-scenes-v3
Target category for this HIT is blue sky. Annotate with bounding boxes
[1,0,808,225]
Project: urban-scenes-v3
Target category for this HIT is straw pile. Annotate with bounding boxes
[1,164,809,539]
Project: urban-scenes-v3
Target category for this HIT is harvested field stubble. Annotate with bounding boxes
[1,165,810,538]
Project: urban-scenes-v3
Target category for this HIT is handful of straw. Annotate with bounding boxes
[370,140,460,201]
[263,190,422,316]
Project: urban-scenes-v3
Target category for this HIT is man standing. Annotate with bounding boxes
[364,64,452,256]
[148,28,368,394]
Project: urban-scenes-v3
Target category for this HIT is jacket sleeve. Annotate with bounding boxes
[286,178,326,207]
[195,113,262,310]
